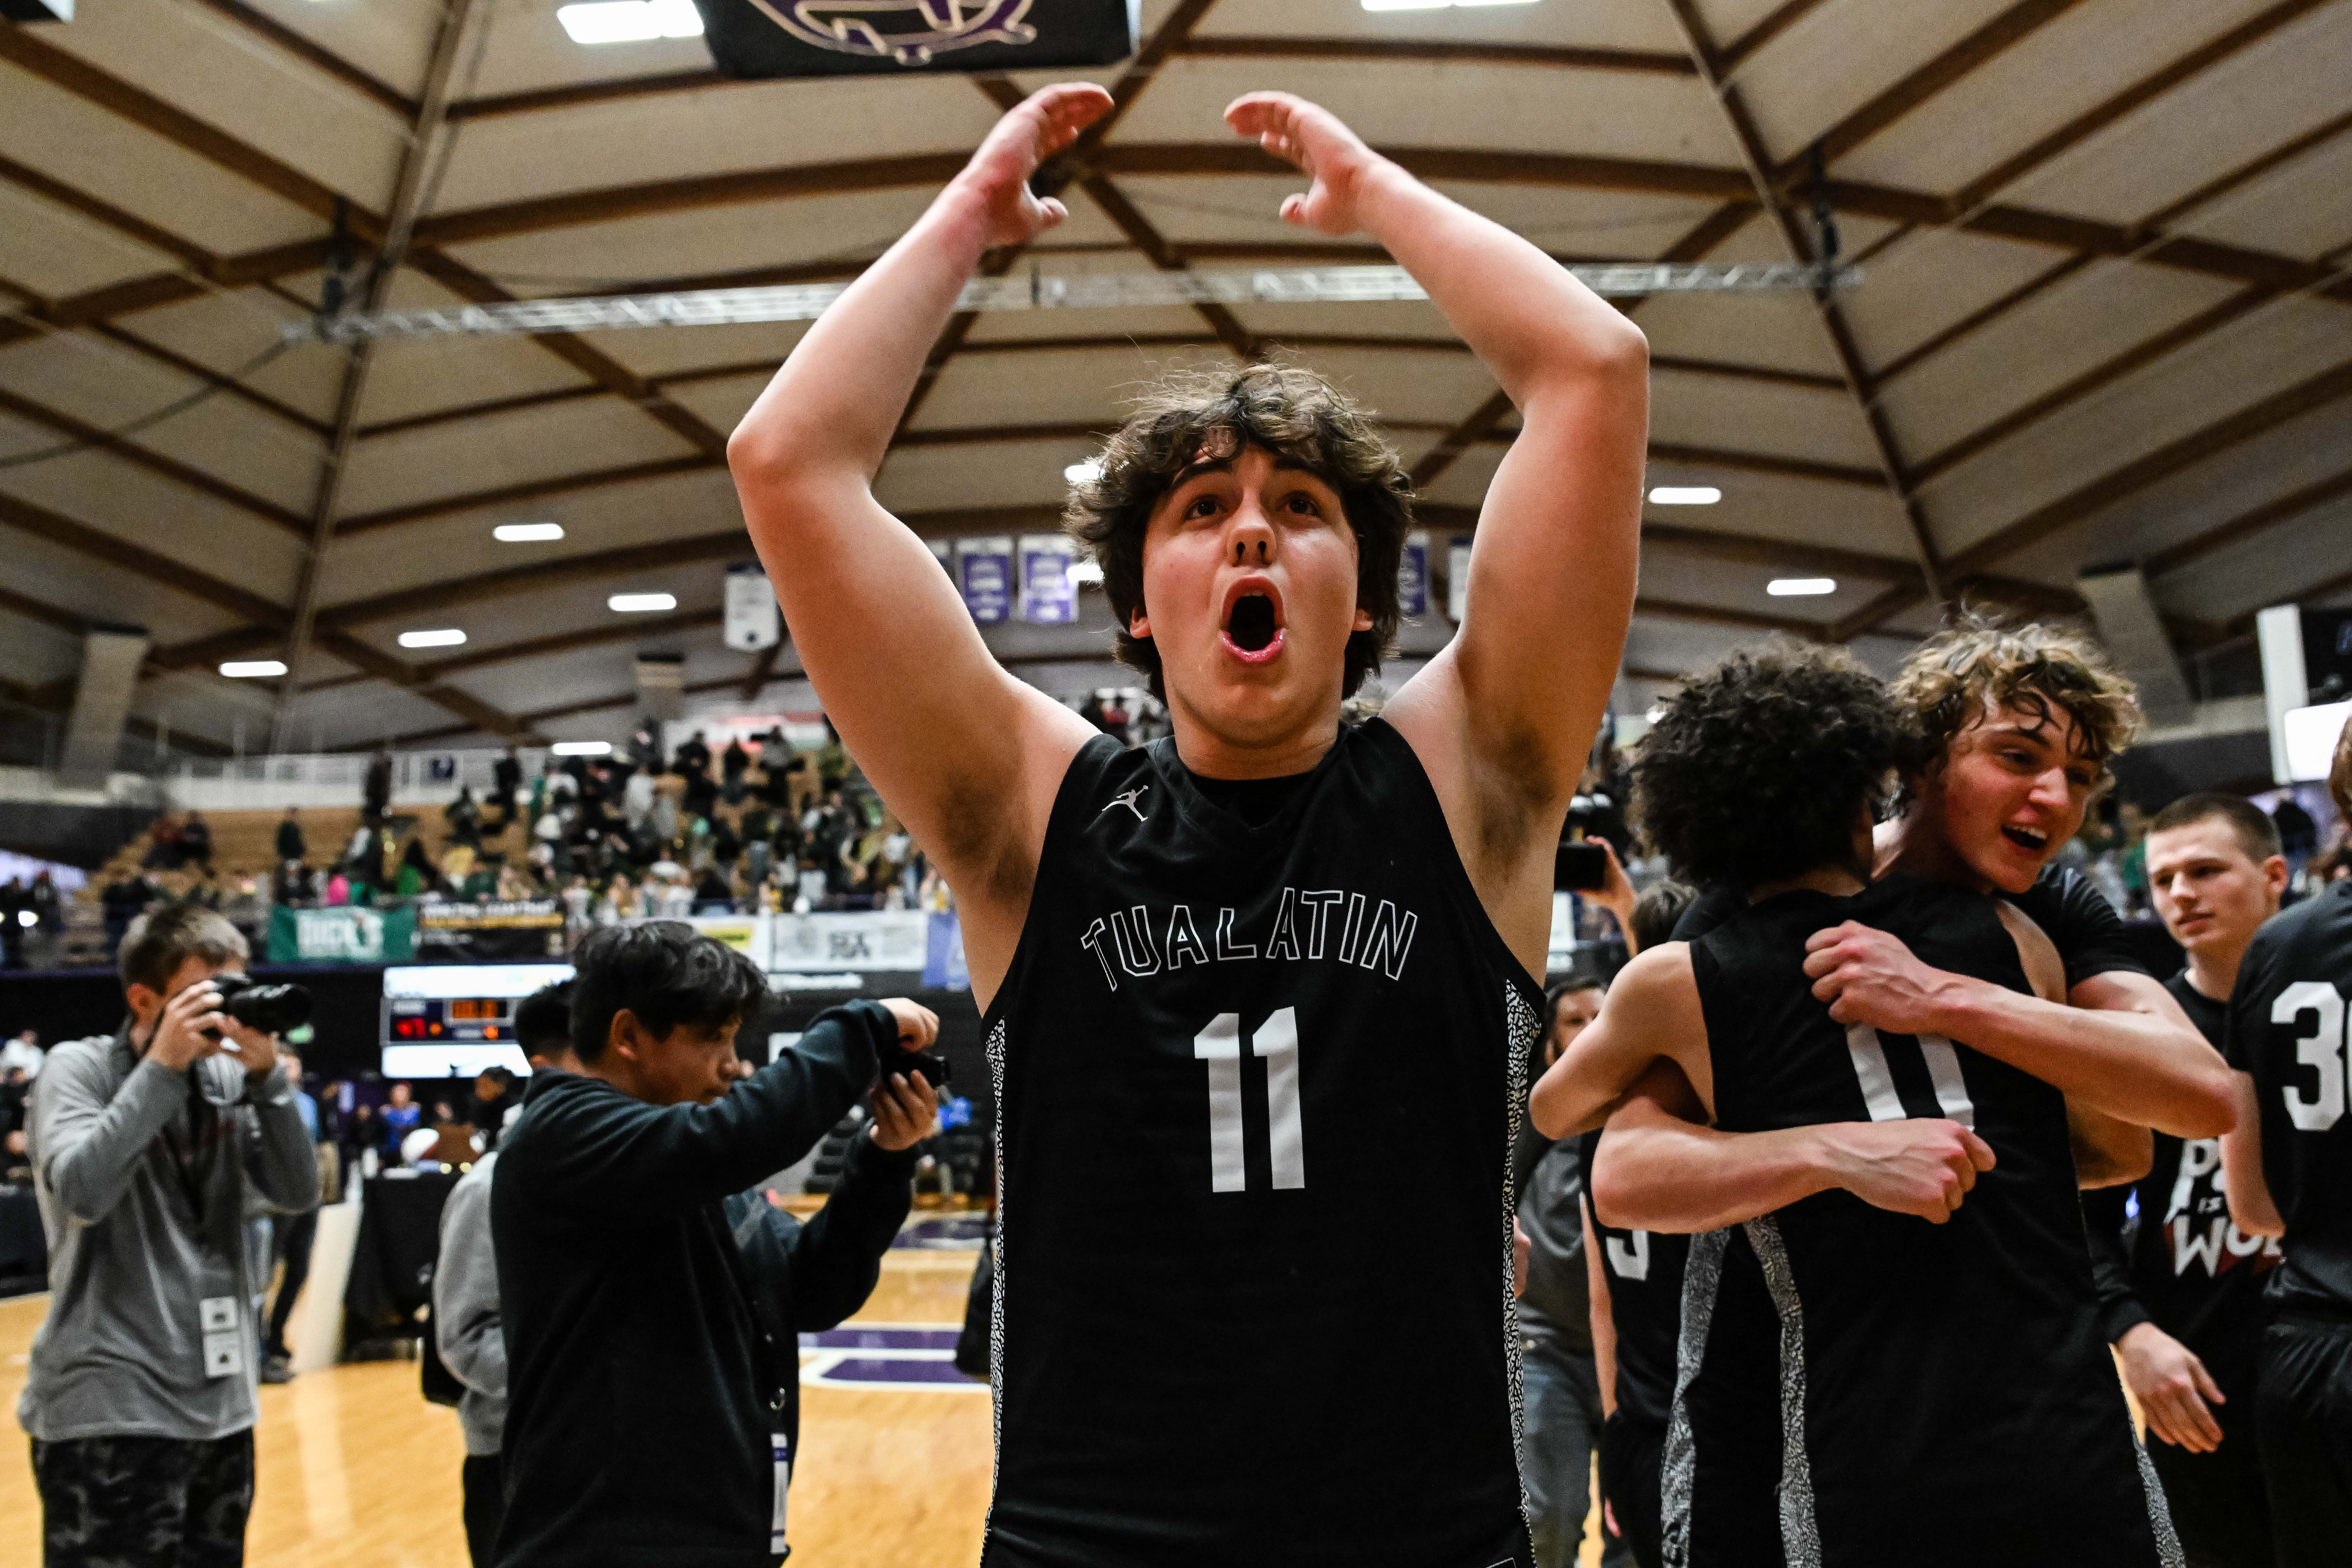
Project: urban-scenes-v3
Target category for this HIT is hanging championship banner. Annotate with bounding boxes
[416,899,567,961]
[1398,531,1429,618]
[928,538,952,576]
[696,0,1138,80]
[725,562,781,652]
[1018,534,1075,624]
[956,537,1013,624]
[268,904,416,964]
[1447,535,1472,624]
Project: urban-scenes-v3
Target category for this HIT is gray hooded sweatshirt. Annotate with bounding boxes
[19,1027,319,1442]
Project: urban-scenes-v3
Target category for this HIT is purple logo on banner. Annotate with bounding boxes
[957,539,1011,623]
[1398,533,1428,618]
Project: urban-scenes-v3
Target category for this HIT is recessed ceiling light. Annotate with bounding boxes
[1363,0,1535,8]
[398,628,467,649]
[1064,460,1103,484]
[609,592,677,613]
[556,0,701,44]
[220,660,287,678]
[1648,486,1721,505]
[494,522,565,542]
[1067,559,1105,586]
[1767,577,1837,596]
[551,740,613,756]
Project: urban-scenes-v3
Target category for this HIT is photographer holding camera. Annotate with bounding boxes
[19,902,320,1567]
[493,921,940,1568]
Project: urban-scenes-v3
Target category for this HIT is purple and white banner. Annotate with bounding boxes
[1398,530,1429,618]
[955,536,1013,624]
[1018,534,1076,623]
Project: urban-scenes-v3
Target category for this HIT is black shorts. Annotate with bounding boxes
[2145,1356,2272,1568]
[2255,1316,2352,1568]
[1598,1411,1665,1568]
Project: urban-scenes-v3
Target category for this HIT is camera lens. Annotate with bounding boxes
[218,978,313,1036]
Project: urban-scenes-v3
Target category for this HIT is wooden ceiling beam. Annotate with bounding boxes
[1840,354,2352,636]
[447,68,728,122]
[0,490,289,629]
[1775,0,2094,181]
[1950,0,2337,214]
[1638,523,1924,588]
[0,24,385,240]
[309,627,543,743]
[2145,463,2352,579]
[0,386,310,535]
[0,151,215,272]
[92,323,330,438]
[1076,175,1257,358]
[1906,283,2278,486]
[183,0,417,119]
[1870,254,2092,388]
[1635,594,1832,639]
[334,454,722,537]
[1172,36,1695,75]
[1716,0,1836,78]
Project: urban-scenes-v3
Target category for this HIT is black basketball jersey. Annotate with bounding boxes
[1672,875,2176,1568]
[979,720,1541,1568]
[2225,877,2352,1318]
[1578,1128,1685,1432]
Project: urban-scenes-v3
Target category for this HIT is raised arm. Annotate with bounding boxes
[1803,918,2235,1138]
[1221,95,1646,941]
[725,86,1108,1001]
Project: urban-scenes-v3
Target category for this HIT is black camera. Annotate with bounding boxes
[878,1038,951,1091]
[207,974,313,1038]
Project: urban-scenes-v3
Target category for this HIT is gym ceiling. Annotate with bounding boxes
[2,0,2349,755]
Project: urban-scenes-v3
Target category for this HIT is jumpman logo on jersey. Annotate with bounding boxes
[1099,786,1150,823]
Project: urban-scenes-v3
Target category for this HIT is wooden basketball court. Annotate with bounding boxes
[0,1249,1615,1567]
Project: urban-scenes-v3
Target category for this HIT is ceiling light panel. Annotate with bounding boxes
[220,660,287,677]
[494,522,565,542]
[1766,578,1837,597]
[397,629,467,649]
[1648,487,1722,505]
[556,0,701,44]
[609,593,677,612]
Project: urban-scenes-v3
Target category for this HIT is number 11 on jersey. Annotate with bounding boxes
[1195,1008,1304,1193]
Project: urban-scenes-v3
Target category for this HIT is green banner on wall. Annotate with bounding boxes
[267,904,415,964]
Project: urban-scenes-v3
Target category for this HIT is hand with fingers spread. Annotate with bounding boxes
[1224,91,1392,236]
[1803,920,1957,1034]
[951,83,1113,247]
[2117,1323,2228,1452]
[1817,1117,1997,1223]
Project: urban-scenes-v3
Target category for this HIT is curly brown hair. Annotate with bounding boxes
[1634,642,1921,890]
[1890,612,2142,790]
[1062,363,1415,699]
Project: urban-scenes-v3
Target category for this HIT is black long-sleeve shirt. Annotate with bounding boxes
[490,1001,898,1568]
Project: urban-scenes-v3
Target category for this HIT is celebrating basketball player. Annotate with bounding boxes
[2219,713,2352,1568]
[728,85,1646,1566]
[1532,645,2182,1567]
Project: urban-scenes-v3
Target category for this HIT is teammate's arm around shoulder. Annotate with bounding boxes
[1529,944,1703,1139]
[1221,95,1647,857]
[1997,903,2154,1186]
[726,87,1107,998]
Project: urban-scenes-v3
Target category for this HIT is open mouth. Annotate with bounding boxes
[2000,823,2050,855]
[1219,579,1285,665]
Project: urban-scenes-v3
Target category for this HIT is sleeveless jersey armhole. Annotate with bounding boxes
[1358,717,1545,999]
[976,733,1126,1039]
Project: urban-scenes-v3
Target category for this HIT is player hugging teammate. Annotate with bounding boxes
[1535,629,2239,1568]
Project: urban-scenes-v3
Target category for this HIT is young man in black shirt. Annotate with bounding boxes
[1532,646,2190,1567]
[491,922,940,1567]
[2221,713,2352,1568]
[2088,793,2287,1568]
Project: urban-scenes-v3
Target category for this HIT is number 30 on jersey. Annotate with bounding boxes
[2279,981,2350,1131]
[1194,1008,1304,1193]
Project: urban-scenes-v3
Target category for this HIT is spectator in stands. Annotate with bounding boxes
[276,807,305,867]
[682,763,720,824]
[674,729,712,779]
[490,922,937,1567]
[0,882,27,969]
[447,787,483,851]
[472,1067,520,1151]
[1,1029,43,1080]
[628,723,663,776]
[623,765,656,834]
[380,1082,421,1156]
[179,812,213,875]
[491,748,523,830]
[260,1048,323,1385]
[394,838,440,899]
[0,1067,29,1142]
[693,866,735,913]
[337,1101,375,1190]
[100,871,157,957]
[721,736,751,805]
[322,868,350,907]
[364,749,393,824]
[20,902,317,1567]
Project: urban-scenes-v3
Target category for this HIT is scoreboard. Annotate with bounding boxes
[381,964,572,1077]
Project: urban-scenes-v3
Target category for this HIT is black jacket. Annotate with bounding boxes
[491,1001,899,1567]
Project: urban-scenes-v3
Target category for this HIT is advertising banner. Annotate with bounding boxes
[1398,530,1428,618]
[416,899,567,962]
[1447,535,1472,624]
[1017,534,1075,623]
[724,561,781,651]
[769,910,929,972]
[923,911,969,991]
[688,912,770,966]
[268,904,415,964]
[955,536,1013,624]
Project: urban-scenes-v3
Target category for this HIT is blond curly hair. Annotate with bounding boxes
[1891,612,2143,781]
